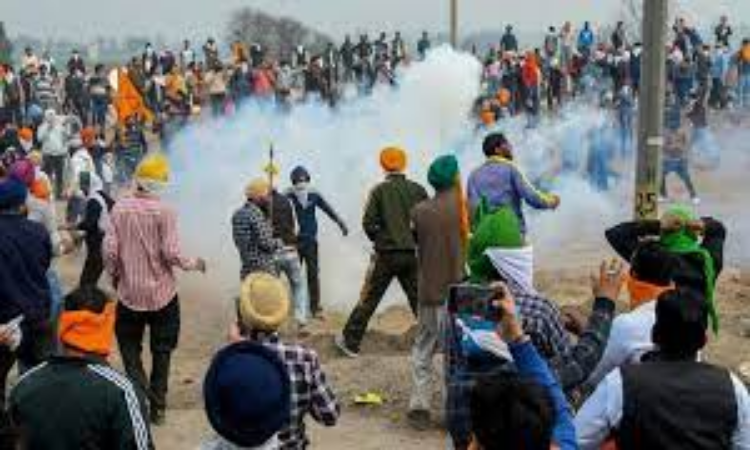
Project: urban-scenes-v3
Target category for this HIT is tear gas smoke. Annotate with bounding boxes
[164,46,749,313]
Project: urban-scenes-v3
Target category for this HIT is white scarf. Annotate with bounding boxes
[484,246,535,295]
[292,183,310,209]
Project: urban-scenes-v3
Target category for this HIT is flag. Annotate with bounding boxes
[114,69,154,125]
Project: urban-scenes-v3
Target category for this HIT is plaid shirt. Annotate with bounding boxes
[444,284,615,447]
[515,289,574,360]
[232,202,280,279]
[103,193,198,311]
[257,334,340,449]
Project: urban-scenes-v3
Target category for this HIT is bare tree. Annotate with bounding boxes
[226,7,332,61]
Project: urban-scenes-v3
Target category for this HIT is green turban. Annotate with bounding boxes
[428,155,459,191]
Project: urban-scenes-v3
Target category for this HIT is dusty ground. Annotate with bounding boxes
[48,119,750,449]
[53,250,750,449]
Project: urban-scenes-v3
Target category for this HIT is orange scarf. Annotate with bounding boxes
[627,275,674,310]
[456,180,470,253]
[58,302,117,357]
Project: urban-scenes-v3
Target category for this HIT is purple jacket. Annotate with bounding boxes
[467,157,555,234]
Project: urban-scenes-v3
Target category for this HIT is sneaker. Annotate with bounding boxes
[150,408,166,426]
[334,334,359,359]
[407,409,432,431]
[692,197,701,205]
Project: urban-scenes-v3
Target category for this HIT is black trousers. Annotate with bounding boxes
[80,238,104,287]
[0,321,53,408]
[115,299,180,413]
[342,251,419,352]
[299,241,321,314]
[42,154,66,199]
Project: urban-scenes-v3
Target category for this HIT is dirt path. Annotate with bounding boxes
[52,254,750,449]
[47,152,750,449]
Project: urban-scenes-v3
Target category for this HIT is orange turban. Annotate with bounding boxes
[379,147,407,173]
[81,127,97,147]
[58,302,117,357]
[30,178,51,201]
[18,127,34,142]
[497,88,511,107]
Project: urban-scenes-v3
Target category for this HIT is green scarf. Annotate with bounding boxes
[467,198,523,282]
[660,228,719,333]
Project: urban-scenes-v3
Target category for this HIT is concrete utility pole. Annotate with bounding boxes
[450,0,458,48]
[634,0,669,220]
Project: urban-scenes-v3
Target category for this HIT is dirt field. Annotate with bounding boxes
[53,250,750,449]
[49,122,750,449]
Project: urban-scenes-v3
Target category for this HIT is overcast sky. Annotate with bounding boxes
[1,0,747,42]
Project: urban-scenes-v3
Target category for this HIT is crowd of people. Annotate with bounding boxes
[476,16,750,203]
[0,13,748,450]
[0,16,746,213]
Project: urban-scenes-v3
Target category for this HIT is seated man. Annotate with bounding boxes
[586,241,675,386]
[8,286,152,450]
[228,272,340,448]
[576,288,750,449]
[468,288,576,450]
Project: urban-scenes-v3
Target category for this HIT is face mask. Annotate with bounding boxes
[294,182,309,191]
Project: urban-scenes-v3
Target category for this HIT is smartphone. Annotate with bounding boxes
[448,284,505,322]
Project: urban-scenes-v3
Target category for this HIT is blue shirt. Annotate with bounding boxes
[0,214,52,324]
[467,157,555,234]
[510,340,578,450]
[286,188,345,244]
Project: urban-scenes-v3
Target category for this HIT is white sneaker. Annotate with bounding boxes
[692,197,702,205]
[334,334,359,359]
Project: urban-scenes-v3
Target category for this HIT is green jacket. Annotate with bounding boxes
[363,174,428,252]
[9,356,152,450]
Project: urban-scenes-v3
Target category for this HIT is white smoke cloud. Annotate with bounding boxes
[166,46,482,311]
[162,45,748,315]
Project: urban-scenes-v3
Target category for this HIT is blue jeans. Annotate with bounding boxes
[275,249,309,324]
[65,196,86,225]
[47,268,64,351]
[47,269,63,324]
[90,97,108,128]
[588,146,611,191]
[738,73,750,109]
[117,149,143,185]
[661,158,697,198]
[692,127,720,169]
[618,114,634,158]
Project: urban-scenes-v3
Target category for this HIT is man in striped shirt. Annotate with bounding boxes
[104,153,205,426]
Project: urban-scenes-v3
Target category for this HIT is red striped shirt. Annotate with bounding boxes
[103,193,198,311]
